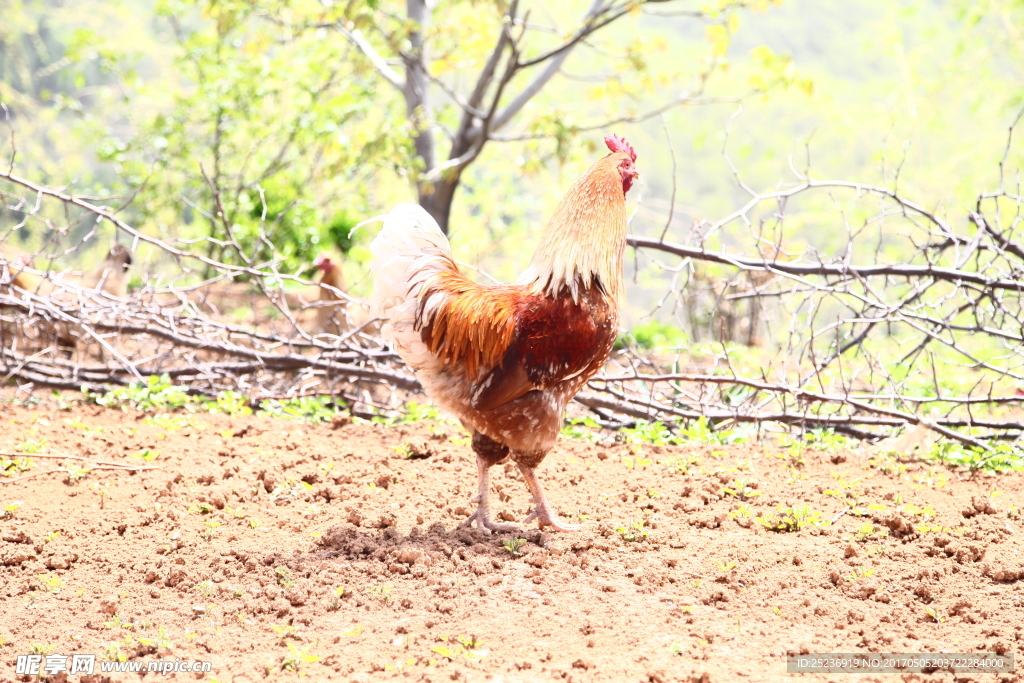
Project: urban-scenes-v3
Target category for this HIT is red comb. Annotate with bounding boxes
[604,134,636,162]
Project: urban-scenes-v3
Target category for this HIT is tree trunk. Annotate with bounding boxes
[405,0,456,233]
[417,176,459,235]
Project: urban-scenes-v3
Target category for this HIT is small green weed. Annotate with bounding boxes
[281,642,319,672]
[131,449,161,462]
[16,438,47,454]
[716,559,737,573]
[275,567,294,588]
[615,518,651,542]
[1,457,33,476]
[366,585,393,603]
[756,504,828,532]
[722,478,762,500]
[39,573,64,593]
[502,538,527,557]
[431,635,488,662]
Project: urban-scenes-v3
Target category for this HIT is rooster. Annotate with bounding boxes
[368,135,638,532]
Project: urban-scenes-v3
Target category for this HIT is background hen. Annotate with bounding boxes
[368,135,638,532]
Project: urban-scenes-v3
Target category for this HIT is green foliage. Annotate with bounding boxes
[206,390,253,417]
[678,417,744,444]
[619,320,687,350]
[258,396,342,423]
[621,420,679,447]
[561,416,603,442]
[85,374,192,412]
[928,442,1024,473]
[802,428,852,451]
[85,377,342,423]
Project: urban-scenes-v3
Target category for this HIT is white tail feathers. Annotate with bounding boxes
[365,203,453,320]
[365,203,459,371]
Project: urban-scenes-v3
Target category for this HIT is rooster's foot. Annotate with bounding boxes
[459,508,522,536]
[522,508,581,533]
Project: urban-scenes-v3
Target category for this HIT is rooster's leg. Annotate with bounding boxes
[459,456,522,535]
[459,432,521,535]
[518,463,581,532]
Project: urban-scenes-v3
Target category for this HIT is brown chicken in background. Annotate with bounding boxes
[312,253,350,337]
[368,135,639,532]
[81,243,132,298]
[0,243,133,355]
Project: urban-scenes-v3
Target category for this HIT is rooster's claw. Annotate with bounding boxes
[459,508,522,535]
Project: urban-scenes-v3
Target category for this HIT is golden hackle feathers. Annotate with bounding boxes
[519,152,631,303]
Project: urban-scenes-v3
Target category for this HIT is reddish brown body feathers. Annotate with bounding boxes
[369,134,638,532]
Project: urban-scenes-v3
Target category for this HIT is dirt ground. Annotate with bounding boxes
[0,396,1022,683]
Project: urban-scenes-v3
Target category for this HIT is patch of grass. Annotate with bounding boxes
[845,567,876,581]
[102,615,135,630]
[756,504,828,532]
[728,502,755,519]
[373,401,448,427]
[868,453,907,476]
[621,454,653,469]
[621,420,679,447]
[65,463,91,482]
[135,626,173,651]
[912,467,949,489]
[678,416,747,444]
[194,580,216,597]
